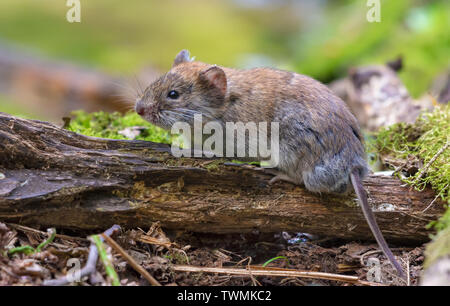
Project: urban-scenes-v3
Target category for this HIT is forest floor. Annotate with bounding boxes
[0,222,424,286]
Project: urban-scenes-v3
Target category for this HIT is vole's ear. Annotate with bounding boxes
[173,49,194,67]
[199,65,227,97]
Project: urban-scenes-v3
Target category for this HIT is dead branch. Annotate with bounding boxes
[0,113,445,243]
[172,265,383,286]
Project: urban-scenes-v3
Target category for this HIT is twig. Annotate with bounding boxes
[421,184,448,213]
[172,265,383,286]
[405,256,410,286]
[101,233,161,286]
[43,225,121,286]
[413,141,449,184]
[138,235,173,248]
[7,223,88,242]
[245,257,261,286]
[392,162,407,176]
[138,232,189,264]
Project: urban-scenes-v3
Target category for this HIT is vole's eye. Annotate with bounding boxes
[167,90,180,99]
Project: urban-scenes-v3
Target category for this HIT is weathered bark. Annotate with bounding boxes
[0,113,445,243]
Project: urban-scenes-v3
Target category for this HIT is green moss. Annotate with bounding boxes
[431,209,450,233]
[369,104,449,267]
[70,107,449,231]
[204,160,221,172]
[371,104,449,230]
[67,110,173,144]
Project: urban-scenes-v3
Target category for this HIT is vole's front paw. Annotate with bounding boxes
[263,169,297,185]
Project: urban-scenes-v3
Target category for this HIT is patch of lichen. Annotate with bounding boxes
[203,160,227,172]
[370,104,449,231]
[67,110,173,144]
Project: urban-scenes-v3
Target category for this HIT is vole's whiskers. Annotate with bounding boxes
[108,78,144,111]
[172,108,218,121]
[109,80,137,99]
[133,74,146,98]
[161,110,192,121]
[107,91,137,113]
[159,112,175,128]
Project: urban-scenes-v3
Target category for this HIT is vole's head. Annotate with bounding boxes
[135,50,227,129]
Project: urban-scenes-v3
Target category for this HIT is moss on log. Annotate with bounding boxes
[0,113,445,243]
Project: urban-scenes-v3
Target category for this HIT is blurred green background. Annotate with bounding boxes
[0,0,448,120]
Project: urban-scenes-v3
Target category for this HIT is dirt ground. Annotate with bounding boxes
[0,222,424,286]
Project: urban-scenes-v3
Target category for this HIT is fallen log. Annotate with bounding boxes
[0,113,445,243]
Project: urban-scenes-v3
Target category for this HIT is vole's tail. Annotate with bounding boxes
[350,169,405,279]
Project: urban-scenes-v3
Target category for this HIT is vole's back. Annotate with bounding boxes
[221,67,369,193]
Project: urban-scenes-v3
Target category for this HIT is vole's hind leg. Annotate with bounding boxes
[269,174,298,185]
[263,169,298,185]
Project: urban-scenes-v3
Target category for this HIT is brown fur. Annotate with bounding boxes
[136,51,366,193]
[135,50,405,277]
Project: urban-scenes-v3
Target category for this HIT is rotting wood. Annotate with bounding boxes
[0,113,445,243]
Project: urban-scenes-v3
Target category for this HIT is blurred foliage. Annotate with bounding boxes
[424,225,450,268]
[0,95,38,119]
[67,110,173,144]
[294,0,450,97]
[0,0,447,106]
[0,0,260,73]
[371,104,449,230]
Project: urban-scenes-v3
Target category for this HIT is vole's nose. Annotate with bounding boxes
[135,102,146,116]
